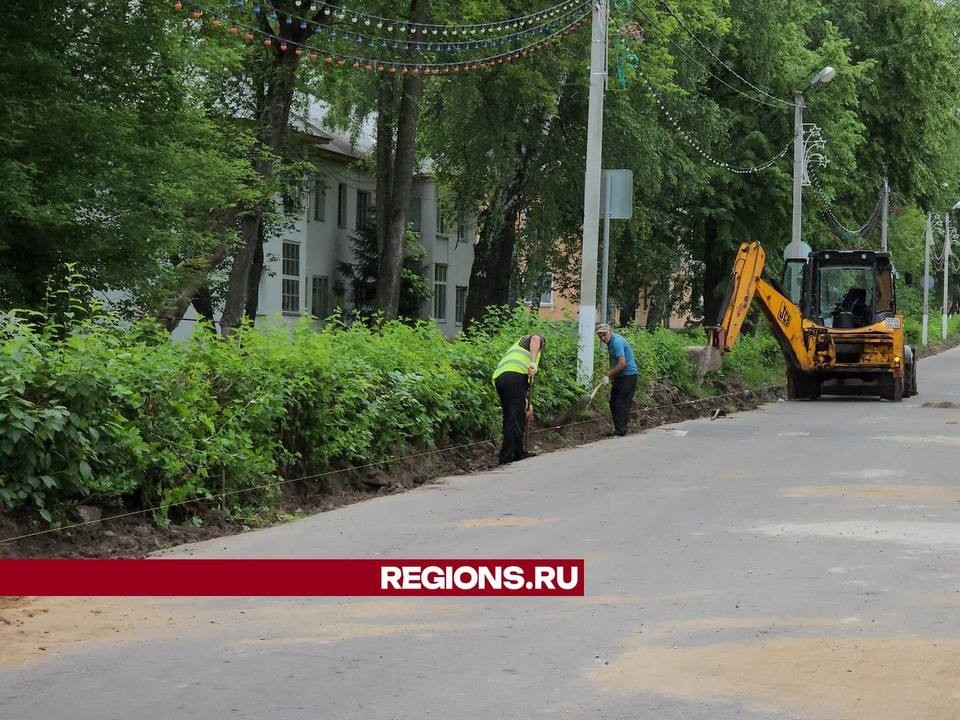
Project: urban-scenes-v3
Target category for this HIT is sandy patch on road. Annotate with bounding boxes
[591,635,960,720]
[638,615,857,642]
[748,521,960,548]
[828,469,905,480]
[0,597,472,667]
[441,516,558,528]
[871,435,960,447]
[785,484,960,504]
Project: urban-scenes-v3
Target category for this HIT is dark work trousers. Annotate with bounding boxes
[495,371,529,464]
[609,374,638,434]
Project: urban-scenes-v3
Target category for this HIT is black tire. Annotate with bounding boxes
[787,371,819,400]
[911,360,919,397]
[903,361,913,397]
[880,373,904,402]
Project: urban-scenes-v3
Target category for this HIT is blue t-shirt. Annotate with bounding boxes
[608,333,638,377]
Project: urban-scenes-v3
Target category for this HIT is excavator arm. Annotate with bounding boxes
[705,242,823,373]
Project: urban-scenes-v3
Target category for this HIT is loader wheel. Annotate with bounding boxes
[787,371,819,400]
[880,373,903,402]
[903,347,918,398]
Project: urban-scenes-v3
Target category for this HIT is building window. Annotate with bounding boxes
[356,190,371,230]
[455,285,467,324]
[313,178,326,222]
[311,275,329,318]
[282,241,301,313]
[436,205,447,235]
[433,263,447,320]
[409,197,422,234]
[456,223,466,243]
[283,181,305,214]
[540,272,554,306]
[337,183,347,227]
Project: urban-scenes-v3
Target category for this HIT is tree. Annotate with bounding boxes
[0,0,257,314]
[215,0,341,334]
[339,223,431,322]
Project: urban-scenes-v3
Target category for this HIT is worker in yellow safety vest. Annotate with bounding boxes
[491,334,546,464]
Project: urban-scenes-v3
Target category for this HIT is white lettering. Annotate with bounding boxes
[401,566,422,590]
[454,566,479,589]
[381,566,402,590]
[534,566,556,590]
[556,565,579,591]
[502,566,524,590]
[421,566,445,591]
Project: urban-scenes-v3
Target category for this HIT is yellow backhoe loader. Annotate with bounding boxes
[693,242,916,401]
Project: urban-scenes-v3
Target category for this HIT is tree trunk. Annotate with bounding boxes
[374,0,428,320]
[462,144,534,331]
[644,277,668,332]
[462,190,523,331]
[619,297,638,328]
[192,284,218,334]
[702,216,730,325]
[245,226,264,321]
[154,208,238,331]
[219,2,339,335]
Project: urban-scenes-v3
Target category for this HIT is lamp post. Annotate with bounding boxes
[788,66,836,260]
[923,212,931,346]
[944,201,960,340]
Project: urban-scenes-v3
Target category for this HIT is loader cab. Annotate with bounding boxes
[800,250,896,328]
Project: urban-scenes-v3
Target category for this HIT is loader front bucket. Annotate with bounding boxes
[685,345,723,386]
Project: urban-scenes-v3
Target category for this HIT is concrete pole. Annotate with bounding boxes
[944,213,951,340]
[576,0,608,385]
[790,92,805,257]
[880,176,889,252]
[600,178,612,323]
[922,213,931,346]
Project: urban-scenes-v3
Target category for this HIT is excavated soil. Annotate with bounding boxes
[0,377,783,560]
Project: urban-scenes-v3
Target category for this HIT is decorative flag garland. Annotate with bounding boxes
[173,0,592,73]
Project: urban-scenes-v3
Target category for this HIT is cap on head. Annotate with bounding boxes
[595,323,612,335]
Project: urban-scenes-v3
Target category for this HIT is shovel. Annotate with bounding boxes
[549,380,606,428]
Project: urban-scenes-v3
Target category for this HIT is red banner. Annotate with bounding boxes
[0,559,584,596]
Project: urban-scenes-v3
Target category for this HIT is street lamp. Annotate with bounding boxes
[788,66,836,260]
[943,200,960,339]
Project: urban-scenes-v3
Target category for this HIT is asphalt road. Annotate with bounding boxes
[2,348,960,719]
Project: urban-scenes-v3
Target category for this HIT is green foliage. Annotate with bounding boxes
[0,300,781,524]
[0,0,257,312]
[338,223,431,322]
[904,314,960,349]
[719,326,787,387]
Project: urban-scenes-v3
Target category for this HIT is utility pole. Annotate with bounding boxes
[923,213,931,346]
[943,212,950,340]
[789,92,805,258]
[576,0,608,385]
[880,176,889,252]
[600,177,612,323]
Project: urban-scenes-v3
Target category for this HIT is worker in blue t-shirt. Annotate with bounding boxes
[596,323,639,436]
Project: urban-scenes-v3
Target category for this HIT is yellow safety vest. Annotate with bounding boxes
[491,339,533,386]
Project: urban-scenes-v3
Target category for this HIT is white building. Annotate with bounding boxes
[175,121,475,340]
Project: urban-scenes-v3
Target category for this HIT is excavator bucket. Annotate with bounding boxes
[685,344,723,386]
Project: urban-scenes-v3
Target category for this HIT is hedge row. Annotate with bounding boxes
[0,307,783,524]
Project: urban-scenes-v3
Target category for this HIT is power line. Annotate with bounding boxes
[634,6,792,111]
[657,0,796,109]
[808,168,885,245]
[639,69,793,174]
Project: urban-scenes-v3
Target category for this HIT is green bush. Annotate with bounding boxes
[0,304,783,525]
[904,314,960,348]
